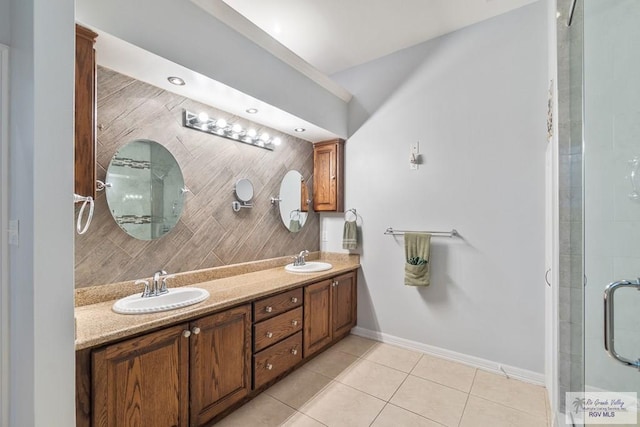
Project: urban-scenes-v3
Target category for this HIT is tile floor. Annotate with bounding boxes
[216,335,549,427]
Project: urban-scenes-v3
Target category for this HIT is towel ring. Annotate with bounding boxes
[344,208,358,222]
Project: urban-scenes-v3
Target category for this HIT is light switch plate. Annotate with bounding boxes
[410,142,419,170]
[8,220,18,246]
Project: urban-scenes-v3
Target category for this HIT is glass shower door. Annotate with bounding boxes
[583,0,640,424]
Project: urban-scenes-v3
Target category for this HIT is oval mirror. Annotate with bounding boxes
[105,139,185,240]
[279,170,310,232]
[235,178,254,202]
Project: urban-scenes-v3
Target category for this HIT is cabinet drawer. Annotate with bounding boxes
[253,288,302,322]
[254,307,302,352]
[253,332,302,389]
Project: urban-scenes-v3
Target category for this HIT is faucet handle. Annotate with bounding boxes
[159,274,175,294]
[135,279,151,297]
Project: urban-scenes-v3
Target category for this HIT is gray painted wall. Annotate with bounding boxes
[0,0,9,45]
[8,0,75,425]
[322,1,548,374]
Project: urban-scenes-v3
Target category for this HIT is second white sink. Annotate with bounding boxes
[113,287,210,315]
[285,261,333,273]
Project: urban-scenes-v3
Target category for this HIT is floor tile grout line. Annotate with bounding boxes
[383,402,449,426]
[470,394,550,421]
[456,369,478,427]
[367,402,388,427]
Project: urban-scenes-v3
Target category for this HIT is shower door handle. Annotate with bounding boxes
[603,280,640,371]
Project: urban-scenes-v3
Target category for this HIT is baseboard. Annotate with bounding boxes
[351,326,545,386]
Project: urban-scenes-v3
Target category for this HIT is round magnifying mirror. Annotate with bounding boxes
[235,178,254,202]
[105,139,185,240]
[279,170,309,232]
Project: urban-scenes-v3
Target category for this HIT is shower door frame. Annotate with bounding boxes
[0,43,9,427]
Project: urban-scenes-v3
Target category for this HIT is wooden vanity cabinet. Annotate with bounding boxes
[80,270,358,426]
[304,271,357,357]
[312,139,345,212]
[252,289,304,390]
[90,305,251,427]
[190,304,252,426]
[92,323,190,427]
[75,24,98,199]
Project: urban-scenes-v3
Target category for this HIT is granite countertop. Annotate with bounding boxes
[75,253,360,351]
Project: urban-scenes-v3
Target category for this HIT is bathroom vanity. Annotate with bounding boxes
[75,254,359,427]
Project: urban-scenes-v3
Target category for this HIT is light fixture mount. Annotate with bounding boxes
[182,109,276,151]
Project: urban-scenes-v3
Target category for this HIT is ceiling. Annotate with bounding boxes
[95,0,539,143]
[219,0,540,75]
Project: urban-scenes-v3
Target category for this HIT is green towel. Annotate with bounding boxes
[404,233,431,286]
[289,219,301,232]
[342,220,358,250]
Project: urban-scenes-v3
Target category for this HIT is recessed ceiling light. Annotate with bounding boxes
[294,127,306,133]
[167,76,185,86]
[246,108,258,114]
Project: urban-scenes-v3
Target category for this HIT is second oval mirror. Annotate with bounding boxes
[279,170,310,232]
[105,139,185,240]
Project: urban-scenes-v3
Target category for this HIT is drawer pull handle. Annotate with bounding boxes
[332,281,338,287]
[266,363,273,371]
[182,330,191,338]
[266,332,273,338]
[265,306,273,313]
[291,320,298,326]
[291,297,298,303]
[291,348,298,356]
[192,327,201,335]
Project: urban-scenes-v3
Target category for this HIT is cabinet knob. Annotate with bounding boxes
[266,332,273,338]
[291,320,298,326]
[192,327,201,335]
[332,281,338,287]
[291,348,298,356]
[265,306,273,313]
[182,330,191,338]
[265,363,273,371]
[331,176,336,180]
[291,297,298,304]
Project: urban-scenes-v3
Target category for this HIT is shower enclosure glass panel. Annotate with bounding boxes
[584,0,640,416]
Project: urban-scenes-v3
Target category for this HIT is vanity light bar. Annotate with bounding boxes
[182,110,282,151]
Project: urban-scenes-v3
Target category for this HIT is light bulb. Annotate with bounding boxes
[259,132,270,142]
[216,118,227,129]
[232,124,243,133]
[197,112,209,123]
[273,137,282,146]
[247,129,257,138]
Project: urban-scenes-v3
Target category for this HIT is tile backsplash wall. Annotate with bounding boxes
[75,67,319,288]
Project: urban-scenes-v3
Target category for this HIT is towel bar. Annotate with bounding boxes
[384,227,458,237]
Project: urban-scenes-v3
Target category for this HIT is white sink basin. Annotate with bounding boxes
[113,287,210,315]
[285,261,333,273]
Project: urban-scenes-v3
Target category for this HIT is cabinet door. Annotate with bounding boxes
[92,324,189,427]
[75,24,97,199]
[303,280,333,357]
[190,304,251,426]
[332,272,357,338]
[312,139,344,212]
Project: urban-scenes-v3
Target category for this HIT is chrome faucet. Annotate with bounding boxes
[153,270,168,296]
[292,250,310,266]
[136,270,175,298]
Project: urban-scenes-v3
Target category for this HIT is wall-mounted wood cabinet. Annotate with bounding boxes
[303,271,357,358]
[75,24,97,199]
[312,139,345,212]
